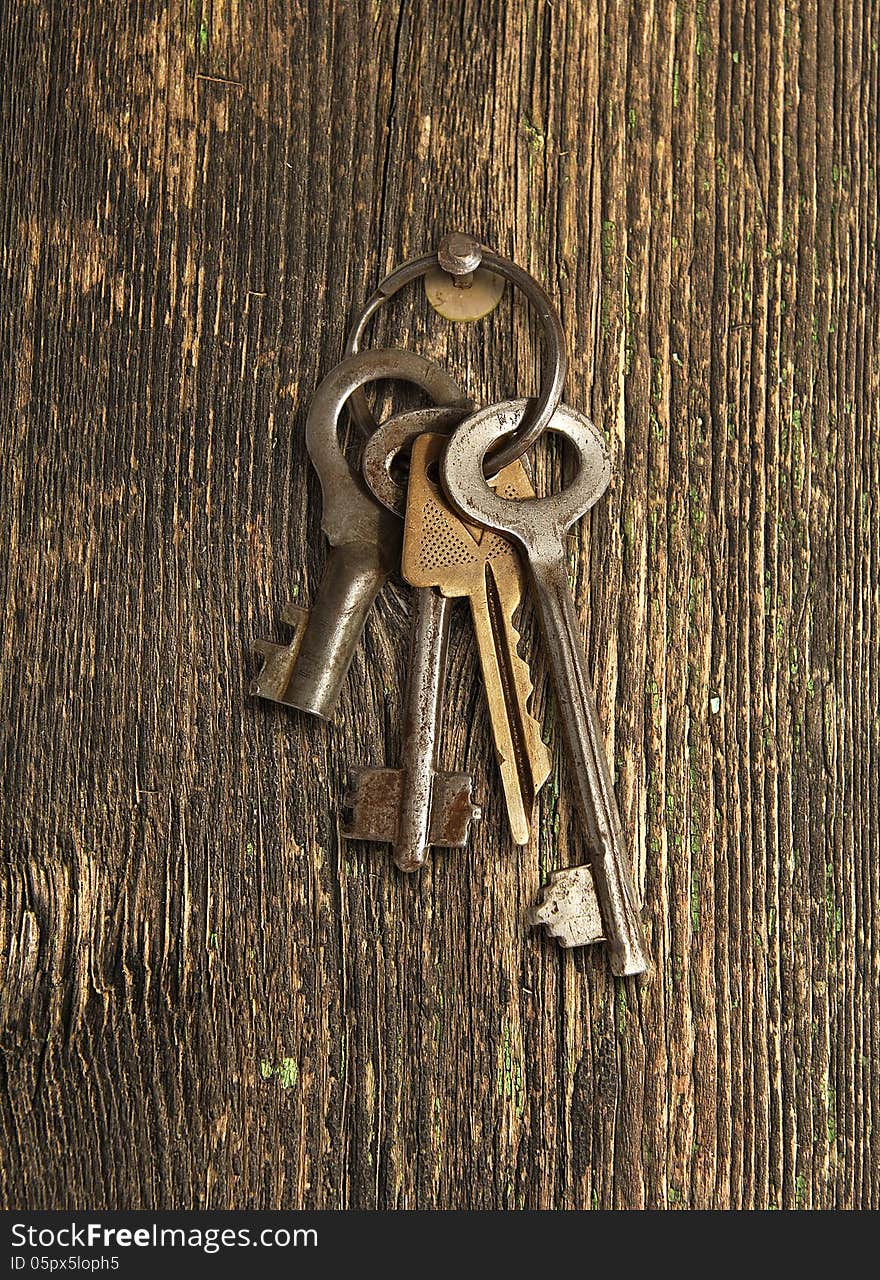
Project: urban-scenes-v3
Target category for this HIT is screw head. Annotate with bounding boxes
[437,232,482,278]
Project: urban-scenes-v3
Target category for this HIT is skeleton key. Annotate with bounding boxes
[442,400,650,977]
[400,432,550,845]
[344,405,481,871]
[251,349,468,720]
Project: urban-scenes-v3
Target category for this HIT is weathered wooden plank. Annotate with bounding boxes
[0,0,877,1209]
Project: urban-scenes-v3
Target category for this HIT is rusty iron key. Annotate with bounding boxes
[401,431,550,846]
[251,350,468,720]
[343,405,481,871]
[442,400,650,977]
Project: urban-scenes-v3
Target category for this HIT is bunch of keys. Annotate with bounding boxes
[251,234,650,979]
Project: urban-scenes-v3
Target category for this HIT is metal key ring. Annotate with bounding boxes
[343,237,567,474]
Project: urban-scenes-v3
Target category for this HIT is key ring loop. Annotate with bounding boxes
[343,238,567,473]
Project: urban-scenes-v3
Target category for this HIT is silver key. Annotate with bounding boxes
[343,406,481,871]
[442,400,650,977]
[251,349,467,720]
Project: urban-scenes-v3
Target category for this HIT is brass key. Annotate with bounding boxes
[401,432,550,846]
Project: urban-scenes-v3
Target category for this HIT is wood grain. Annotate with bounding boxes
[1,0,878,1209]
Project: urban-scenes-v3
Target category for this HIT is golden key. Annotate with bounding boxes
[401,432,551,845]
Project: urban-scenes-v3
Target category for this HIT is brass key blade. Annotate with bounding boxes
[471,559,550,843]
[401,433,550,845]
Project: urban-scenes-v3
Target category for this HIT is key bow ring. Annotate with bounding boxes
[344,233,568,472]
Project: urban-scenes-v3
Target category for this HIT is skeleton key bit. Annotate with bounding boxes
[401,431,550,846]
[442,400,650,977]
[346,406,481,871]
[251,350,468,720]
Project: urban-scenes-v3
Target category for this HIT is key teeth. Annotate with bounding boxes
[529,865,605,949]
[428,773,481,846]
[251,601,309,705]
[502,614,552,789]
[526,897,556,929]
[527,883,576,945]
[483,580,552,837]
[341,768,480,850]
[342,768,403,844]
[281,601,309,627]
